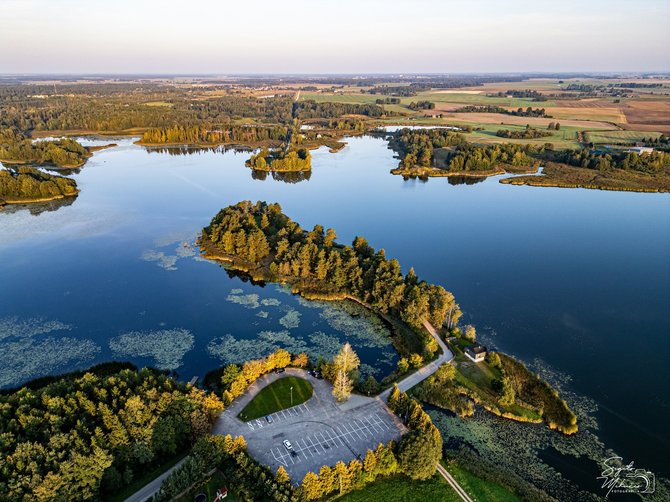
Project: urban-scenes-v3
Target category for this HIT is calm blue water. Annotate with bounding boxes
[1,135,668,484]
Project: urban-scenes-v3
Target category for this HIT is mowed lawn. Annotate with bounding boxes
[238,376,313,421]
[337,473,461,501]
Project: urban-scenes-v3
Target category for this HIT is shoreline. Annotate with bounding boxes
[0,192,79,206]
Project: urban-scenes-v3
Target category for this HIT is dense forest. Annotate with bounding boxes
[0,166,78,202]
[0,137,90,167]
[202,201,461,356]
[0,365,224,500]
[392,128,467,167]
[408,101,435,110]
[492,89,547,101]
[140,125,287,145]
[246,148,311,171]
[0,85,294,132]
[496,127,553,139]
[293,100,386,119]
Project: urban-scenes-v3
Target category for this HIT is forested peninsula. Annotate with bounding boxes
[199,201,577,433]
[0,167,78,205]
[389,128,670,191]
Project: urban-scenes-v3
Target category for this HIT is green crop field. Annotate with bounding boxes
[584,130,662,144]
[238,376,313,421]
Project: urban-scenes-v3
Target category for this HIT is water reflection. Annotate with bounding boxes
[448,176,487,185]
[144,144,253,156]
[251,169,312,183]
[0,195,77,216]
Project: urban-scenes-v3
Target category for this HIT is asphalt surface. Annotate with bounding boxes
[213,368,405,483]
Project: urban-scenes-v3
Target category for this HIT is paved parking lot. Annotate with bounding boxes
[214,369,405,483]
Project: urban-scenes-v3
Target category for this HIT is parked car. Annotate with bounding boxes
[275,368,285,374]
[265,415,273,423]
[283,440,293,452]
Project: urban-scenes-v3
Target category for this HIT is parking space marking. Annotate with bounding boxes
[268,413,395,469]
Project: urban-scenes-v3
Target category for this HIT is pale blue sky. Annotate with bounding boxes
[1,0,668,73]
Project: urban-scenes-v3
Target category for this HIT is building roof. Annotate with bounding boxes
[466,345,487,355]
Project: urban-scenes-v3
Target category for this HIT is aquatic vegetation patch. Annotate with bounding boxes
[109,328,194,370]
[141,250,178,271]
[0,317,100,388]
[278,309,301,329]
[141,238,202,271]
[261,298,281,307]
[307,331,344,361]
[226,291,260,309]
[256,311,269,318]
[207,334,278,364]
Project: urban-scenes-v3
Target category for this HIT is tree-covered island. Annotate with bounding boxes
[199,201,578,433]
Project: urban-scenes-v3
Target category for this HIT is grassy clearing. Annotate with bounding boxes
[175,470,237,502]
[335,473,460,501]
[238,376,313,421]
[441,460,523,502]
[144,101,173,107]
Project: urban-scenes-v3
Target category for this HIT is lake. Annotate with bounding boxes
[1,135,668,496]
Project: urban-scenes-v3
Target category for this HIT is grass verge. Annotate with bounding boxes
[238,376,313,421]
[335,473,461,501]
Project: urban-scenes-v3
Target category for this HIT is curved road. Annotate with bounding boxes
[126,320,464,502]
[379,320,453,400]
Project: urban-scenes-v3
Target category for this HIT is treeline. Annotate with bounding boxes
[0,367,224,500]
[609,82,663,88]
[408,101,435,110]
[375,97,401,105]
[365,85,422,97]
[394,128,466,167]
[0,137,89,167]
[141,125,287,145]
[293,100,386,119]
[327,118,366,132]
[454,105,548,117]
[203,201,461,355]
[548,148,670,173]
[387,385,443,480]
[247,148,311,171]
[493,89,547,101]
[496,126,552,139]
[0,166,78,201]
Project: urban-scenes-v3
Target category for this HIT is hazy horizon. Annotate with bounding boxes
[2,0,669,74]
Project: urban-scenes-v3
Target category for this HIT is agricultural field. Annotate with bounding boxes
[584,130,662,145]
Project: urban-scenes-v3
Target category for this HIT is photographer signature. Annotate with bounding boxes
[597,456,655,496]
